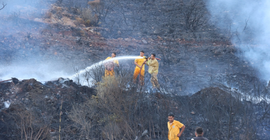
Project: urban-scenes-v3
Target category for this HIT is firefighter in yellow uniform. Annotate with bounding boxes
[143,53,160,89]
[133,51,146,85]
[167,113,185,140]
[104,52,119,77]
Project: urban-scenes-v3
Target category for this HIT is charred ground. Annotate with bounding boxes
[0,78,269,140]
[0,0,270,140]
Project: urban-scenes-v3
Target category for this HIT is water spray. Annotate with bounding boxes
[69,56,143,79]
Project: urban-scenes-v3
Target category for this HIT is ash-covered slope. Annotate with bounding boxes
[0,78,269,140]
[0,78,96,140]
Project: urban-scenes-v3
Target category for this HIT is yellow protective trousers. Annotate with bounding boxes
[133,67,145,85]
[105,70,115,77]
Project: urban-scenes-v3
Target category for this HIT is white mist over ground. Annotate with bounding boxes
[0,0,83,83]
[0,56,142,83]
[207,0,270,80]
[0,0,64,82]
[0,63,70,82]
[0,0,52,12]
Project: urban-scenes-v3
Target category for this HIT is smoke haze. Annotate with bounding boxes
[206,0,270,80]
[0,0,76,81]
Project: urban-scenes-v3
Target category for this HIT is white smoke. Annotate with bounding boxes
[0,0,51,16]
[206,0,270,80]
[0,62,70,82]
[0,0,72,82]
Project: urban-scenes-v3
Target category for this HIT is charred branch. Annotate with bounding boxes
[0,3,6,10]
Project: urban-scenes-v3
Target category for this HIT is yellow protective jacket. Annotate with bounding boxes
[135,56,146,70]
[105,57,119,65]
[105,57,119,70]
[146,59,159,74]
[104,57,119,76]
[168,120,184,140]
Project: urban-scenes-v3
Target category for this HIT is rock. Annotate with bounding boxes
[61,17,76,27]
[142,39,148,44]
[4,101,10,108]
[125,38,131,41]
[153,29,161,35]
[12,78,19,84]
[191,111,195,115]
[76,37,81,42]
[142,130,148,136]
[33,18,43,23]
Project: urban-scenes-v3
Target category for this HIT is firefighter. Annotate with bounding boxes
[133,51,147,85]
[168,112,185,140]
[104,52,119,77]
[143,53,160,89]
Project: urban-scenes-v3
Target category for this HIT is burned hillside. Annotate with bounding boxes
[0,0,270,140]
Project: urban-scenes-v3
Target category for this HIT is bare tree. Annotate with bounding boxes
[87,0,115,26]
[68,101,96,139]
[10,108,50,140]
[181,0,209,31]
